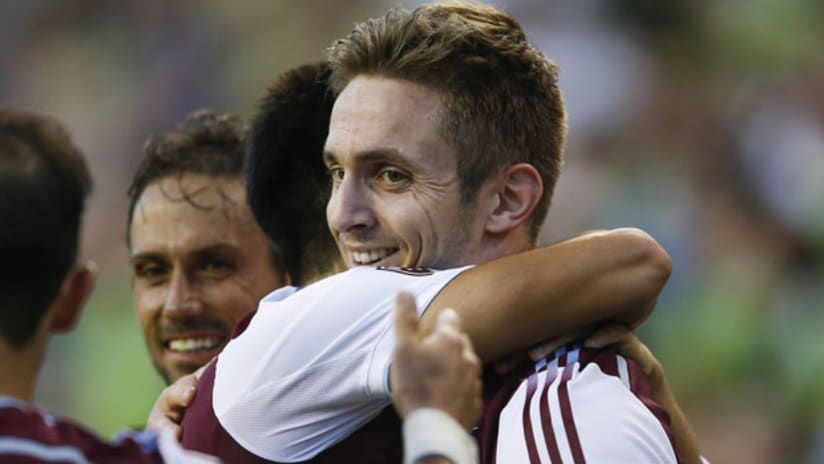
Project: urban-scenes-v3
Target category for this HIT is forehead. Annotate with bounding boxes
[325,76,455,170]
[129,174,261,255]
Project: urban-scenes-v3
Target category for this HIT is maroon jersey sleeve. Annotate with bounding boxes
[180,299,406,463]
[0,399,163,463]
[180,359,405,464]
[180,360,268,463]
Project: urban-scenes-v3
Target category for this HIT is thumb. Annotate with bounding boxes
[394,291,420,345]
[584,323,630,349]
[434,307,462,335]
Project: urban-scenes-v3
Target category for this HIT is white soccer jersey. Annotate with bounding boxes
[490,344,681,464]
[212,265,470,463]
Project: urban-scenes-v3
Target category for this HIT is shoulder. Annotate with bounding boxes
[0,398,98,446]
[0,398,158,463]
[0,398,217,463]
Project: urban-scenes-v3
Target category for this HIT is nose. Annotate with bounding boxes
[163,270,203,317]
[327,174,376,235]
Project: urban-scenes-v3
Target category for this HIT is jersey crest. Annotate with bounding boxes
[376,266,434,276]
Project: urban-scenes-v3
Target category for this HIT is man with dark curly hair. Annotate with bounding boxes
[127,109,288,385]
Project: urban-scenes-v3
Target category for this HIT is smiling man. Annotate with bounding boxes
[127,110,288,384]
[324,76,493,270]
[318,3,702,461]
[166,5,702,461]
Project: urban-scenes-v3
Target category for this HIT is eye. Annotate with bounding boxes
[204,258,229,271]
[133,261,169,284]
[328,166,345,183]
[376,168,409,186]
[199,257,234,279]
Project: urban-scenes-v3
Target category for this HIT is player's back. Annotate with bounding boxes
[477,343,683,464]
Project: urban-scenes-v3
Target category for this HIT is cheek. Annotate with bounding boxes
[133,288,163,329]
[326,192,340,231]
[376,197,421,233]
[401,201,442,242]
[208,285,257,325]
[221,299,256,326]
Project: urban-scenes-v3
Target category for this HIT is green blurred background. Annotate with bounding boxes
[2,1,822,462]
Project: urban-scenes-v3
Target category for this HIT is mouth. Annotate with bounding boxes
[350,247,400,266]
[160,332,229,367]
[156,325,232,379]
[165,336,225,353]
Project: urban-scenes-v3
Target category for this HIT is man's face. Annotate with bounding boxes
[325,76,488,270]
[129,174,286,383]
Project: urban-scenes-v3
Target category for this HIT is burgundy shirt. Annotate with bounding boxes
[0,397,165,463]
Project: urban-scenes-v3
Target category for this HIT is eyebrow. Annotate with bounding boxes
[323,148,419,171]
[129,251,167,263]
[130,244,239,262]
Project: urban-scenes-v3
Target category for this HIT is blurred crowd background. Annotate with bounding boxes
[1,1,822,462]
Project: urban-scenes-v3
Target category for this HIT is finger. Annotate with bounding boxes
[394,291,420,345]
[176,378,197,408]
[529,327,592,361]
[584,323,631,348]
[527,334,570,361]
[612,337,657,377]
[147,407,183,438]
[161,378,197,412]
[615,341,646,367]
[159,421,183,440]
[460,333,481,369]
[434,307,462,334]
[193,363,208,382]
[467,376,484,427]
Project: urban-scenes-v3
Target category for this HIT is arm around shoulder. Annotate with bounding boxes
[580,227,672,328]
[424,228,672,362]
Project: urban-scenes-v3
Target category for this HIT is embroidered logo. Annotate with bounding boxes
[376,266,434,276]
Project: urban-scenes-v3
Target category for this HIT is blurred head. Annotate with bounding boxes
[246,62,344,285]
[127,110,286,384]
[326,1,566,269]
[0,109,94,351]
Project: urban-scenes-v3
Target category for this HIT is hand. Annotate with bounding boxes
[146,365,205,439]
[390,292,482,430]
[494,328,588,375]
[585,324,703,464]
[584,324,664,388]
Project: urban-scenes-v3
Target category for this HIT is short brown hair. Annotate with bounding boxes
[327,1,566,241]
[0,109,91,347]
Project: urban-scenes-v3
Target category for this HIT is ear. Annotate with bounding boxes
[485,163,543,235]
[49,261,97,333]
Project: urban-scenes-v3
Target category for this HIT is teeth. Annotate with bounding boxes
[352,248,395,265]
[168,337,220,353]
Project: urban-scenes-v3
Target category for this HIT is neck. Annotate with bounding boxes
[0,339,45,402]
[476,228,533,265]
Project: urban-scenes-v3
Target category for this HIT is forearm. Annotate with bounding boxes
[649,370,702,464]
[423,228,671,361]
